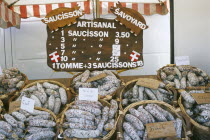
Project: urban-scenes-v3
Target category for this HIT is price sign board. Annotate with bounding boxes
[136,78,161,90]
[20,96,35,113]
[79,88,98,101]
[45,3,148,72]
[175,56,190,66]
[146,121,177,139]
[191,93,210,104]
[47,18,144,72]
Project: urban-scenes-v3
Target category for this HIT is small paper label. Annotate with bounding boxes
[146,121,177,139]
[175,56,190,66]
[0,66,2,75]
[79,88,98,101]
[86,73,107,83]
[20,96,35,113]
[112,44,121,56]
[191,93,210,104]
[136,78,160,89]
[9,101,21,113]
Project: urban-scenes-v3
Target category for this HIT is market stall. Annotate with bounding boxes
[0,0,210,140]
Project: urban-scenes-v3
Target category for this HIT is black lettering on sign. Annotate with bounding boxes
[146,121,177,139]
[110,2,148,36]
[192,93,210,104]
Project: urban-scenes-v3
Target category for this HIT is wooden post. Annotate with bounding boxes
[96,0,100,18]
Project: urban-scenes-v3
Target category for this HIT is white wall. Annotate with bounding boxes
[120,14,170,76]
[174,0,210,74]
[10,19,72,79]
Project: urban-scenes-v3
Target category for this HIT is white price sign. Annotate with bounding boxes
[175,56,190,66]
[112,44,121,56]
[79,88,98,101]
[20,96,35,113]
[0,66,2,75]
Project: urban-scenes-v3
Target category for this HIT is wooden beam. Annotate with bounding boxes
[170,0,174,64]
[96,0,100,18]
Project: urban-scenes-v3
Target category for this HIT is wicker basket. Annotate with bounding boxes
[157,64,209,90]
[69,71,124,101]
[178,95,210,140]
[0,107,58,139]
[0,73,28,100]
[59,99,119,140]
[9,80,72,115]
[0,73,28,110]
[117,100,188,140]
[119,78,178,110]
[206,83,210,93]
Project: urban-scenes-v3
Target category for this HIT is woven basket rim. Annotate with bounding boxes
[22,80,68,91]
[59,99,118,140]
[69,71,124,100]
[123,100,180,115]
[0,72,28,100]
[0,100,3,114]
[119,78,177,110]
[157,64,209,90]
[178,96,210,132]
[118,100,187,139]
[0,100,3,106]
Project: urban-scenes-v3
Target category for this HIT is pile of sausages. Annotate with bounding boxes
[16,82,67,114]
[123,104,183,140]
[0,109,56,140]
[122,82,174,107]
[0,68,25,95]
[180,90,210,127]
[63,100,118,138]
[160,65,209,89]
[72,70,121,96]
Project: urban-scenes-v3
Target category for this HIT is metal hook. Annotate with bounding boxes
[7,0,20,8]
[158,0,164,6]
